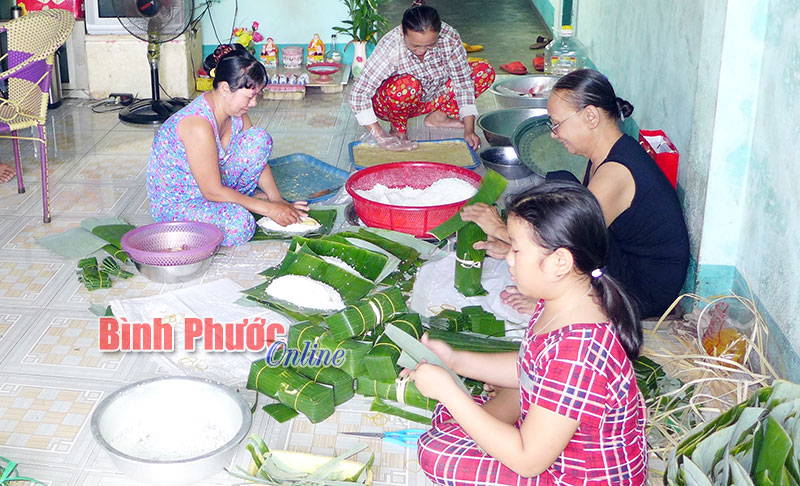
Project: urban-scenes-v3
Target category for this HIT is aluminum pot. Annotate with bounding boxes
[133,257,214,284]
[488,75,559,109]
[91,377,252,485]
[478,146,533,180]
[477,108,548,146]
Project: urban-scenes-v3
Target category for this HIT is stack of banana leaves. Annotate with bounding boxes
[426,170,508,297]
[91,223,135,263]
[428,305,506,337]
[665,380,800,486]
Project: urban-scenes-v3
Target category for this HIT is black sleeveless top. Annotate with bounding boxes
[581,135,690,318]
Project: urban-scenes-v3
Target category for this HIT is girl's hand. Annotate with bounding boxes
[500,286,537,314]
[420,333,456,368]
[408,361,456,401]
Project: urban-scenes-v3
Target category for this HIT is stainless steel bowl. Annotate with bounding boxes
[477,108,548,146]
[132,256,214,284]
[479,146,533,180]
[91,377,252,486]
[489,75,559,109]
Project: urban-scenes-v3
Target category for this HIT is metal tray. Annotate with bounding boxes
[511,117,588,179]
[268,153,349,203]
[348,138,480,170]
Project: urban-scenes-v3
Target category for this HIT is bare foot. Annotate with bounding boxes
[389,127,409,141]
[424,110,464,129]
[0,163,15,183]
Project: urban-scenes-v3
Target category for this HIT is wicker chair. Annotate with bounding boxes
[0,9,74,223]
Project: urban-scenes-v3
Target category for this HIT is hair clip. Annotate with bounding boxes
[209,68,216,78]
[591,268,603,279]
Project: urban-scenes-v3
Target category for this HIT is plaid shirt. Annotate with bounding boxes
[516,300,648,485]
[350,23,478,126]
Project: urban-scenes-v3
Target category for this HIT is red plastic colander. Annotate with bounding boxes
[120,221,224,266]
[345,161,481,238]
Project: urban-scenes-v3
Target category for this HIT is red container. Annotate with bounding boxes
[345,162,482,238]
[19,0,84,19]
[639,129,679,189]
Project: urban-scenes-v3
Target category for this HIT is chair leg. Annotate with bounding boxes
[12,130,24,194]
[38,124,50,223]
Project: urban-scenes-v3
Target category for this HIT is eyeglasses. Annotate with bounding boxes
[546,107,584,135]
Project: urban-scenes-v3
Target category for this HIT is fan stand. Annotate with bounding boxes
[119,36,188,124]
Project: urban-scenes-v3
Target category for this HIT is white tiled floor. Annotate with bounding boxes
[0,83,518,485]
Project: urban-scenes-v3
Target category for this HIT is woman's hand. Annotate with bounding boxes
[473,235,511,259]
[461,203,507,238]
[500,286,537,314]
[464,130,481,151]
[263,200,306,226]
[292,200,310,213]
[367,124,418,151]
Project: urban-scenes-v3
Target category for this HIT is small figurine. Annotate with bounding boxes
[307,33,326,65]
[260,37,278,68]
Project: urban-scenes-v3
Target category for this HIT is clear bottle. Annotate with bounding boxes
[330,34,342,63]
[544,25,587,76]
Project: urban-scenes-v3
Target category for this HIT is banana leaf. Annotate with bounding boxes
[262,403,299,423]
[356,376,437,411]
[289,236,388,282]
[76,257,111,291]
[384,324,470,395]
[92,224,135,262]
[754,416,792,485]
[325,289,407,342]
[427,169,508,241]
[101,256,133,279]
[370,397,431,426]
[469,315,505,336]
[286,322,371,378]
[427,309,464,331]
[295,365,355,406]
[454,222,487,296]
[327,229,420,263]
[251,208,337,241]
[365,313,422,381]
[424,328,521,352]
[247,359,335,423]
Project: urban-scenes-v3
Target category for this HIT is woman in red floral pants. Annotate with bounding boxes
[371,60,495,135]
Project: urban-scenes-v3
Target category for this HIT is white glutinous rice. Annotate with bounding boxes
[355,178,477,207]
[265,274,346,311]
[257,216,321,234]
[108,418,233,461]
[320,255,366,279]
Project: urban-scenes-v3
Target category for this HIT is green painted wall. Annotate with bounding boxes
[737,0,800,351]
[566,0,800,368]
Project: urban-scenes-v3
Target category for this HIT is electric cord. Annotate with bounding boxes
[90,97,125,114]
[205,0,222,45]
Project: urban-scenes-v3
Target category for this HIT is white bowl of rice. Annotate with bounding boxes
[91,377,252,485]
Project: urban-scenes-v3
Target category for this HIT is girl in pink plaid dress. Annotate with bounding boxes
[407,181,648,485]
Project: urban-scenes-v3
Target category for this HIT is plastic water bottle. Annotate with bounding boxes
[544,26,587,76]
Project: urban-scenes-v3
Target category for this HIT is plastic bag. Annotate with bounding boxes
[695,297,754,365]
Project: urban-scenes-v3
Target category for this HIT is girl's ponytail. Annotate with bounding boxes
[508,181,643,360]
[590,269,641,360]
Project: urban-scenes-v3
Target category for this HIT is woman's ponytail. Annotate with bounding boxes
[590,270,642,360]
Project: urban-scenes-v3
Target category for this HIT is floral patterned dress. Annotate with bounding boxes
[146,94,272,246]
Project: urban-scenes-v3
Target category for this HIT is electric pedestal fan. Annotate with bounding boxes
[112,0,194,124]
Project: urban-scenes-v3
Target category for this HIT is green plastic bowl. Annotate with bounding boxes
[511,116,589,179]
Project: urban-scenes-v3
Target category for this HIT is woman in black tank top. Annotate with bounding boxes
[462,69,689,318]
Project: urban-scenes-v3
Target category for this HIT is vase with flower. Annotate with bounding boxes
[233,21,264,56]
[333,0,389,78]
